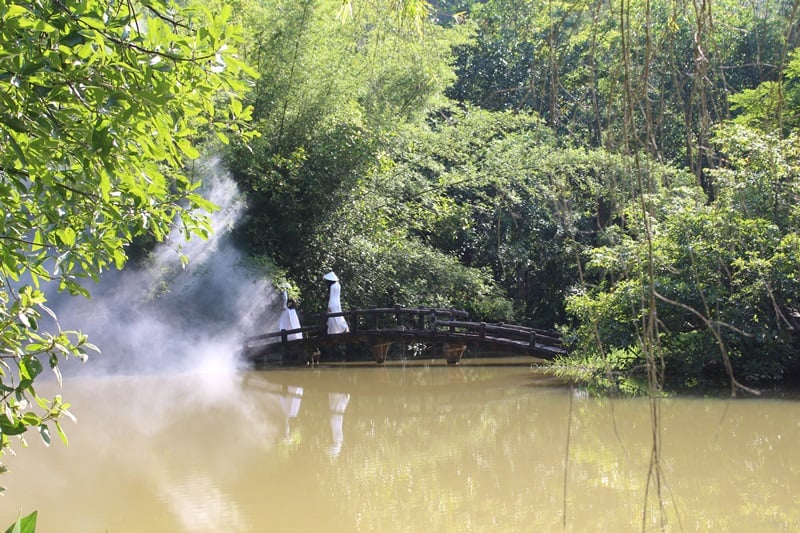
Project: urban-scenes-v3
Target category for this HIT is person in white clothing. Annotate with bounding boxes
[323,271,349,334]
[278,289,303,340]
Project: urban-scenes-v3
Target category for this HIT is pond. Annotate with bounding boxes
[1,358,798,532]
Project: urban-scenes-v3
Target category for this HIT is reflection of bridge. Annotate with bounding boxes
[243,306,567,365]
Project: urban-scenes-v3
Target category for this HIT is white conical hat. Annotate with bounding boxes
[323,271,339,282]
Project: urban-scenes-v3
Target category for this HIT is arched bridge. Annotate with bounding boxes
[243,306,567,366]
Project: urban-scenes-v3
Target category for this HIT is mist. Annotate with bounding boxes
[14,158,297,531]
[51,156,278,377]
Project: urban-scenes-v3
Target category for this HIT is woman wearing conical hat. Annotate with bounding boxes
[323,271,349,334]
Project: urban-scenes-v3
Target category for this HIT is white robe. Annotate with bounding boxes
[326,281,349,334]
[278,291,303,340]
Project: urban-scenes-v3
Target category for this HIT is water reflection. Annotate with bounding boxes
[0,362,799,532]
[327,392,350,457]
[279,385,303,442]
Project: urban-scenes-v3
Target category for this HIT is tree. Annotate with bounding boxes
[447,0,794,174]
[227,0,469,294]
[730,48,800,135]
[0,0,254,456]
[562,123,800,391]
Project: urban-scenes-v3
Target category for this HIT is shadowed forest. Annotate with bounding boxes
[224,0,800,392]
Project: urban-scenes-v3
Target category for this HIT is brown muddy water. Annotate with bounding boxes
[0,358,798,532]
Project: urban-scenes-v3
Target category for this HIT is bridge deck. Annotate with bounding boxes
[243,306,566,365]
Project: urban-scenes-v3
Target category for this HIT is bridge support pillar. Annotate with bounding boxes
[371,342,392,364]
[442,342,467,364]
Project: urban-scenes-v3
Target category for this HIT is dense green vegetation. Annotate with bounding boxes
[0,2,797,528]
[2,0,800,473]
[225,0,800,393]
[0,0,254,459]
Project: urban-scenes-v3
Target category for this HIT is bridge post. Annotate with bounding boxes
[371,342,391,364]
[352,310,359,332]
[442,342,467,364]
[395,305,404,329]
[480,322,486,338]
[529,331,537,348]
[280,330,288,345]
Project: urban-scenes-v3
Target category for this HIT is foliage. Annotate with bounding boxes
[420,0,800,391]
[4,511,36,533]
[340,0,434,31]
[202,0,800,392]
[307,199,515,320]
[361,107,699,326]
[730,48,800,135]
[227,0,472,304]
[563,125,800,387]
[368,108,575,325]
[447,0,793,172]
[0,0,254,456]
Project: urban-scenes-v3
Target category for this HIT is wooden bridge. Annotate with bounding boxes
[242,306,567,366]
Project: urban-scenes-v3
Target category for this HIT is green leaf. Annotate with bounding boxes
[21,357,43,380]
[112,248,126,270]
[57,227,77,247]
[230,97,242,117]
[4,511,38,533]
[0,416,27,436]
[38,424,50,446]
[176,139,200,159]
[54,420,69,446]
[52,364,62,388]
[22,413,41,426]
[1,115,29,133]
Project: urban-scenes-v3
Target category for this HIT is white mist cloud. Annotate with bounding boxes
[21,157,290,533]
[52,156,279,377]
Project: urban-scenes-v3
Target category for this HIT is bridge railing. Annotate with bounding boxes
[244,305,562,351]
[305,306,470,334]
[244,306,471,347]
[244,324,323,346]
[431,320,562,348]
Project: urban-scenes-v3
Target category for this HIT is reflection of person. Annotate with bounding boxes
[323,271,349,334]
[279,385,304,441]
[327,392,350,457]
[278,290,303,340]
